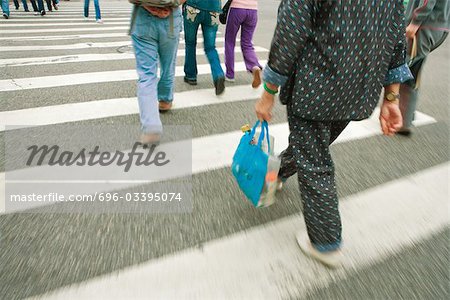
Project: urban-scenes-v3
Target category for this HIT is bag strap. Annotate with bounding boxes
[250,121,271,154]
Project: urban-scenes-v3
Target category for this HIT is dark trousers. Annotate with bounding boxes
[279,106,349,252]
[13,0,29,11]
[30,0,44,12]
[400,30,448,128]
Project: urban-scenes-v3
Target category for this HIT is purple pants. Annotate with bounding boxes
[225,8,262,79]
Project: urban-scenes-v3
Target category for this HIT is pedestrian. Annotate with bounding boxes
[398,0,449,136]
[255,0,413,268]
[84,0,102,23]
[183,0,225,95]
[129,0,185,144]
[1,0,9,18]
[224,0,262,88]
[13,0,30,12]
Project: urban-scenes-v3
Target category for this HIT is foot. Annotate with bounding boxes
[397,127,411,137]
[53,5,58,10]
[140,133,161,146]
[40,10,46,16]
[158,101,172,112]
[225,76,235,83]
[34,11,39,15]
[84,16,89,21]
[96,19,103,24]
[2,13,8,19]
[214,77,225,96]
[252,66,262,88]
[183,77,197,86]
[296,233,343,268]
[25,9,30,12]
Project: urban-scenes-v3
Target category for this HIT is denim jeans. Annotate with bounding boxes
[131,7,182,134]
[183,5,224,81]
[13,0,29,11]
[30,0,45,12]
[84,0,101,20]
[1,0,10,16]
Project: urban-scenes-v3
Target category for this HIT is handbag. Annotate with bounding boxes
[232,121,271,206]
[219,0,233,25]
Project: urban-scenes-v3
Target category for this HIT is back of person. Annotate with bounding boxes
[186,0,221,12]
[269,1,408,121]
[230,0,257,10]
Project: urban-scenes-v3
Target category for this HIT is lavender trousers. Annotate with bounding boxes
[224,8,262,79]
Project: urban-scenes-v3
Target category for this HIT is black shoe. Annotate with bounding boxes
[2,13,8,19]
[183,77,197,86]
[214,77,225,95]
[397,128,412,137]
[25,9,30,12]
[40,10,46,16]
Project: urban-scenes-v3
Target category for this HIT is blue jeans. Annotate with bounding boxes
[183,5,224,81]
[84,0,101,20]
[13,0,29,11]
[131,7,182,134]
[1,0,10,16]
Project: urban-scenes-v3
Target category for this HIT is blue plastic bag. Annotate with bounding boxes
[232,121,271,206]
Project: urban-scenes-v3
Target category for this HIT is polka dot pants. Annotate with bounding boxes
[279,108,349,252]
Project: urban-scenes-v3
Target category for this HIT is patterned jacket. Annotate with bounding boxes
[263,0,413,121]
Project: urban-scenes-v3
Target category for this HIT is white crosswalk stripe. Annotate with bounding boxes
[1,2,445,299]
[0,46,265,66]
[29,162,449,299]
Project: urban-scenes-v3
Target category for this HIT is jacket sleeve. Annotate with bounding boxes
[263,0,315,87]
[411,0,437,26]
[384,3,413,86]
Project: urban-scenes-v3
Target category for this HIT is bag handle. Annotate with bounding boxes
[250,121,271,154]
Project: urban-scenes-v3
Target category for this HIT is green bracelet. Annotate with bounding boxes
[263,82,278,95]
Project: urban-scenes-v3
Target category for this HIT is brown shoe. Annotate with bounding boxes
[251,66,262,88]
[140,133,161,146]
[159,101,172,112]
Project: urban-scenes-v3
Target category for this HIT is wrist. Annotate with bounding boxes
[263,82,278,95]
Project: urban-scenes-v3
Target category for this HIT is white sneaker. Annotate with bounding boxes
[96,19,103,24]
[225,76,235,83]
[84,16,88,21]
[296,233,343,268]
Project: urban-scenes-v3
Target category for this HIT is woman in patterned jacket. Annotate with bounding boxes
[255,0,413,268]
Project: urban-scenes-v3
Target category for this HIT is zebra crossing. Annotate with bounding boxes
[0,1,448,299]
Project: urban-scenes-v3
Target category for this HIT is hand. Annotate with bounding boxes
[144,6,172,18]
[255,91,275,122]
[379,101,403,136]
[406,23,420,39]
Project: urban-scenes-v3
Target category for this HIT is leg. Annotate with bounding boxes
[29,0,38,12]
[45,0,52,11]
[131,8,163,134]
[158,10,182,102]
[21,0,29,11]
[224,8,242,79]
[292,118,348,251]
[1,0,10,16]
[183,6,200,81]
[37,0,45,12]
[13,0,19,9]
[84,0,89,18]
[93,0,101,20]
[201,11,225,82]
[240,9,262,72]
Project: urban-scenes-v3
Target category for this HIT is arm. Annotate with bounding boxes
[256,0,315,121]
[380,5,414,135]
